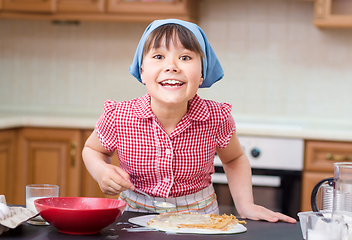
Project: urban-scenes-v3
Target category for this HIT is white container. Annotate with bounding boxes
[297,211,332,239]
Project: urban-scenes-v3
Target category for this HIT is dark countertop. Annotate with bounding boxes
[1,211,303,240]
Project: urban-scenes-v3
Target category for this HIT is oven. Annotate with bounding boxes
[212,135,304,220]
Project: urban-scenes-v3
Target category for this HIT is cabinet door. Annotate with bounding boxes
[82,130,120,199]
[15,128,82,205]
[0,130,16,204]
[314,0,352,28]
[107,0,199,21]
[3,0,56,13]
[57,0,105,13]
[301,171,334,212]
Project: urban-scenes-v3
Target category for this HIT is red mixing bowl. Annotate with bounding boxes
[34,197,126,235]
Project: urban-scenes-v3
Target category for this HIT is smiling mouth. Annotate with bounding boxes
[160,79,185,87]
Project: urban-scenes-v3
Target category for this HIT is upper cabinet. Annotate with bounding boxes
[314,0,352,28]
[107,0,198,21]
[2,0,56,13]
[57,0,105,13]
[0,0,199,23]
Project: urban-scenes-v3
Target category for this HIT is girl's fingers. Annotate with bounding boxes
[114,166,135,189]
[260,209,297,223]
[244,205,297,224]
[98,165,134,195]
[273,213,297,223]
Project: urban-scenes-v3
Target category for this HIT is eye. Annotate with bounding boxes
[153,54,164,60]
[180,55,191,61]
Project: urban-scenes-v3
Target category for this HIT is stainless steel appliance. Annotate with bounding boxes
[212,135,304,220]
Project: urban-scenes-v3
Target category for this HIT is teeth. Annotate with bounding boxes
[161,80,183,85]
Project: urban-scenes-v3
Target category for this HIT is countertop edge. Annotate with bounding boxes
[1,114,352,142]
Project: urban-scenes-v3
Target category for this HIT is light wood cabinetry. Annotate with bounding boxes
[314,0,352,28]
[0,129,16,204]
[0,0,199,23]
[14,128,83,205]
[1,127,121,205]
[2,0,56,13]
[57,0,105,13]
[301,140,352,211]
[107,0,198,21]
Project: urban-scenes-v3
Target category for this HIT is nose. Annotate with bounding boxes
[164,58,179,73]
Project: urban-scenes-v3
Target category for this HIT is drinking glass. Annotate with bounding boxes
[26,184,59,225]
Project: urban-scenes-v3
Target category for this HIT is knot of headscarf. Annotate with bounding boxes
[129,19,224,88]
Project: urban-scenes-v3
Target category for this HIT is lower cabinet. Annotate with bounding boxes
[301,140,352,212]
[0,129,17,204]
[0,127,121,205]
[15,128,83,205]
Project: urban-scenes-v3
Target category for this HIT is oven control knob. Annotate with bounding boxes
[251,148,260,158]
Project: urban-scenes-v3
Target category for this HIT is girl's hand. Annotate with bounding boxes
[96,164,135,195]
[83,130,135,196]
[238,203,297,224]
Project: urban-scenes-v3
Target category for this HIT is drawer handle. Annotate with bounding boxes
[326,153,352,161]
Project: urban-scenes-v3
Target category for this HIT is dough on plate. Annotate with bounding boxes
[147,212,246,231]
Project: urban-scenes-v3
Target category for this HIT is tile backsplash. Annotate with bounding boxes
[0,0,351,124]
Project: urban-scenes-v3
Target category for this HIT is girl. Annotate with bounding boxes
[82,19,296,223]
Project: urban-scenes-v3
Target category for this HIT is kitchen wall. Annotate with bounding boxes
[1,0,352,126]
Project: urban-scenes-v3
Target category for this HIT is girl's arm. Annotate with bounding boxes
[216,131,296,223]
[82,130,135,195]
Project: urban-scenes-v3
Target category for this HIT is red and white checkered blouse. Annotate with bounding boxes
[96,94,236,198]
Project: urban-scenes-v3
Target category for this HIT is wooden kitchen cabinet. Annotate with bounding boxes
[82,129,120,199]
[301,140,352,211]
[3,0,105,14]
[14,128,83,205]
[0,129,16,204]
[107,0,199,22]
[57,0,106,13]
[2,0,57,13]
[0,0,199,22]
[313,0,352,28]
[0,126,123,205]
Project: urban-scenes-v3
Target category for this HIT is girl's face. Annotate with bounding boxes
[140,36,203,110]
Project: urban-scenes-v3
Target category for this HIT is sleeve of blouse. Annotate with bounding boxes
[216,102,236,149]
[95,100,118,152]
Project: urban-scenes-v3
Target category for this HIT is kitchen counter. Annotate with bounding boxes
[1,211,303,240]
[1,112,352,142]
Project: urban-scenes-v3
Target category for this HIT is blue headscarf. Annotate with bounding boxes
[129,19,224,88]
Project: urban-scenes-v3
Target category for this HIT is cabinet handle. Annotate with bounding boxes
[70,142,77,167]
[326,153,352,161]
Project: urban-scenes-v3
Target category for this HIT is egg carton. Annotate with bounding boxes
[0,195,37,235]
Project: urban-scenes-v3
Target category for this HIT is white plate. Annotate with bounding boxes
[128,214,247,235]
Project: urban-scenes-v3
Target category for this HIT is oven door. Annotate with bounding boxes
[212,168,301,220]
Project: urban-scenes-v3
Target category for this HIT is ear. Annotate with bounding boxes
[199,76,204,86]
[140,66,145,84]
